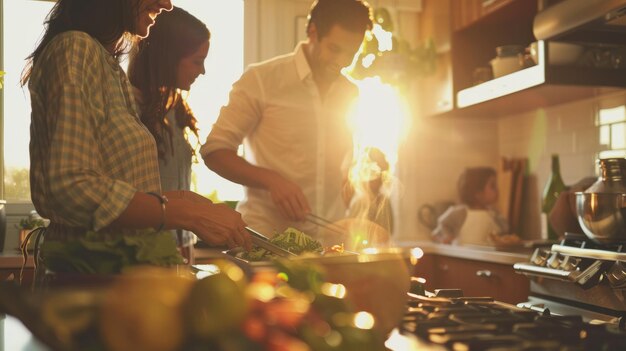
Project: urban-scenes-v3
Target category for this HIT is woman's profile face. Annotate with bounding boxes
[135,0,173,38]
[175,40,209,91]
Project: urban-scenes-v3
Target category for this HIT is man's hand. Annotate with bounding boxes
[265,175,310,221]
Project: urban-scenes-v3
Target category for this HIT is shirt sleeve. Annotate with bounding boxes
[200,67,264,156]
[432,205,467,243]
[38,34,136,230]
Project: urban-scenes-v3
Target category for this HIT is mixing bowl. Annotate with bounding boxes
[575,192,626,243]
[293,248,412,338]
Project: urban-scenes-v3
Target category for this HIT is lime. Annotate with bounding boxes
[184,269,249,339]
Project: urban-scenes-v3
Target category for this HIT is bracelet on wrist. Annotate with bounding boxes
[147,192,168,232]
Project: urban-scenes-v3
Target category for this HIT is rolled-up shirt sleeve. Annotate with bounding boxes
[46,84,135,229]
[200,67,264,156]
[29,32,158,231]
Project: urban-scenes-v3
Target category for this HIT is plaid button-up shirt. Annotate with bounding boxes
[28,31,161,240]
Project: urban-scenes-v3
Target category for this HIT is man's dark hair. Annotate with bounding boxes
[307,0,374,39]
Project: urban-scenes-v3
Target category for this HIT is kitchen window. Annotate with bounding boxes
[598,105,626,159]
[1,1,245,209]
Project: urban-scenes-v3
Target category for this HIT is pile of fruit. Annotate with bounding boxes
[0,259,387,351]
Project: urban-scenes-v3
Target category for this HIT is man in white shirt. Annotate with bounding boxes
[201,0,373,237]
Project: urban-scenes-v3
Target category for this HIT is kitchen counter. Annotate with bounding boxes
[1,241,533,270]
[195,241,533,266]
[395,241,532,265]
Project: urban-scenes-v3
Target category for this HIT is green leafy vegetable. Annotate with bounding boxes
[239,227,322,261]
[42,229,184,274]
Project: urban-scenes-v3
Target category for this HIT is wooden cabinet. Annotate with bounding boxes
[413,254,529,304]
[451,0,514,31]
[425,0,626,118]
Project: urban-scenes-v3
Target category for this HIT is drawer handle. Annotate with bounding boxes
[476,270,492,277]
[482,0,497,7]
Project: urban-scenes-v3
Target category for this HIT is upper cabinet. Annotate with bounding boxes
[421,0,626,118]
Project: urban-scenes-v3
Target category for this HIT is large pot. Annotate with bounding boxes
[575,192,626,243]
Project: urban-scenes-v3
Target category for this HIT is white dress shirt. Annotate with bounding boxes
[201,42,358,237]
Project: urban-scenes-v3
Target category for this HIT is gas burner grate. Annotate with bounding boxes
[401,292,626,351]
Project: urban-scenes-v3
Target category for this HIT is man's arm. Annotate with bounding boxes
[203,149,310,221]
[203,149,275,190]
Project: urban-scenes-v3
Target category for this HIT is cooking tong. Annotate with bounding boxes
[245,227,297,257]
[305,213,345,236]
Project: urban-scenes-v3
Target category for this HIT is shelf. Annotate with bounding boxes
[441,84,622,118]
[436,40,626,118]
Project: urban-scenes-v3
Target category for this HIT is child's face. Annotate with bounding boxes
[475,175,498,208]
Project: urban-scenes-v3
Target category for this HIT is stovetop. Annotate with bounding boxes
[400,289,626,351]
[514,232,626,314]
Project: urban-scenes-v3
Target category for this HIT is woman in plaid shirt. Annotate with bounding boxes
[21,0,251,276]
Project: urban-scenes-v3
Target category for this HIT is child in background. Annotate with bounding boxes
[432,167,520,245]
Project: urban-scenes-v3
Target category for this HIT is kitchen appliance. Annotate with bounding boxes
[575,157,626,243]
[399,287,626,350]
[576,192,626,243]
[534,0,626,44]
[393,231,626,349]
[514,233,626,325]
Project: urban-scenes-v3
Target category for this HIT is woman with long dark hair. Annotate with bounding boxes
[22,0,250,279]
[128,6,211,263]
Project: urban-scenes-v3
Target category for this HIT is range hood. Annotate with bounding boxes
[534,0,626,44]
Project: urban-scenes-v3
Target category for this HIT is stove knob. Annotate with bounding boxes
[531,248,551,266]
[546,252,562,269]
[607,261,626,288]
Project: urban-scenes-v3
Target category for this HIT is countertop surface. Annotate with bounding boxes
[395,241,533,265]
[0,240,534,269]
[194,240,534,266]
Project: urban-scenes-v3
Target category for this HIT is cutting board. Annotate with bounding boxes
[509,158,527,234]
[497,158,514,225]
[497,157,527,234]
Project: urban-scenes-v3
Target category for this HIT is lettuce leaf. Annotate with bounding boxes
[41,229,184,274]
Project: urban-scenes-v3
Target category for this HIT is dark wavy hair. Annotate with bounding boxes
[458,167,497,207]
[128,6,208,159]
[307,0,374,39]
[21,0,139,85]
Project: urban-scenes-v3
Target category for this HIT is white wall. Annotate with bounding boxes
[399,89,625,242]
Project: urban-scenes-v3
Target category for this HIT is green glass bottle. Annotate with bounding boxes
[541,154,567,240]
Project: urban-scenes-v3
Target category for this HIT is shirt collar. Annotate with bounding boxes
[294,41,313,81]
